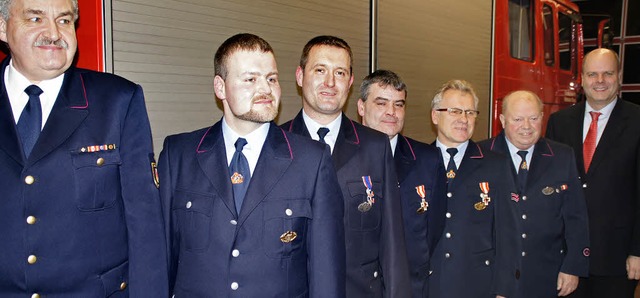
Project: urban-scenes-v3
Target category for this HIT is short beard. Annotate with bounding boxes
[236,105,277,123]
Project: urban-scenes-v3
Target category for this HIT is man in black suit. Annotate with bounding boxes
[356,69,446,297]
[427,79,519,298]
[480,90,589,297]
[546,48,640,298]
[282,36,410,297]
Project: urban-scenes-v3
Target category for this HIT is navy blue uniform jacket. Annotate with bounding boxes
[283,112,411,298]
[394,135,446,298]
[480,132,589,297]
[546,99,640,276]
[0,58,168,297]
[159,121,346,297]
[428,141,520,298]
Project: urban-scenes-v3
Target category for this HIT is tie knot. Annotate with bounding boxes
[234,138,247,152]
[25,85,43,97]
[517,150,528,159]
[589,111,601,121]
[317,127,330,140]
[446,147,458,157]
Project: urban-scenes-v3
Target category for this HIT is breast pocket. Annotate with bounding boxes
[172,189,214,252]
[262,199,312,258]
[71,150,122,211]
[347,181,383,231]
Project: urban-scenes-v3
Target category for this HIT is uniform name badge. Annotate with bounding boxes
[416,184,428,214]
[474,182,491,211]
[358,176,375,212]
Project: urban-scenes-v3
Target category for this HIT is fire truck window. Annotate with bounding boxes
[509,0,533,61]
[542,5,554,66]
[558,13,573,71]
[623,44,640,84]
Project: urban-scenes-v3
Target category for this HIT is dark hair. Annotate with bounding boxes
[359,69,407,101]
[214,33,274,79]
[299,35,353,74]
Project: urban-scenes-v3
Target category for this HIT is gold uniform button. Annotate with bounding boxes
[120,281,127,290]
[25,175,35,185]
[27,216,36,225]
[31,293,40,298]
[27,255,37,264]
[96,157,105,166]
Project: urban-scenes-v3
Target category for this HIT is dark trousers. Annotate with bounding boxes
[567,276,637,298]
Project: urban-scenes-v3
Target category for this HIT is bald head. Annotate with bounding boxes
[500,90,543,150]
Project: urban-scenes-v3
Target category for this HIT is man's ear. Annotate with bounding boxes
[0,18,8,43]
[213,75,226,100]
[295,66,304,87]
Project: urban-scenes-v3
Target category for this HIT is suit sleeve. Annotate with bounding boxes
[493,157,520,297]
[118,85,169,296]
[632,137,640,257]
[380,140,412,297]
[560,147,590,276]
[308,146,346,297]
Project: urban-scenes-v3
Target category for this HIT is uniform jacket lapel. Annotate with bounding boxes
[195,121,236,217]
[454,140,484,189]
[331,114,359,171]
[394,134,416,184]
[527,138,555,188]
[238,123,293,223]
[488,132,518,178]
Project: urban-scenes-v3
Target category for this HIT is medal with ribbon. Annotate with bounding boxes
[416,184,428,214]
[358,176,375,212]
[474,182,491,211]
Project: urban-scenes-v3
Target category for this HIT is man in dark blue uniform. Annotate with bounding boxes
[159,33,345,297]
[428,80,519,298]
[357,69,446,297]
[479,90,589,297]
[0,0,168,296]
[282,36,410,297]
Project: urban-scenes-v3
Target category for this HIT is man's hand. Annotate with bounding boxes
[626,255,640,280]
[557,272,579,296]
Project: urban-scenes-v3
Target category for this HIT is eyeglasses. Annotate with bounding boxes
[435,107,480,118]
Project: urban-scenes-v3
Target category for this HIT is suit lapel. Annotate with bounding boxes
[454,140,484,189]
[566,102,587,175]
[588,100,626,175]
[238,123,292,223]
[0,59,23,165]
[28,69,89,165]
[286,111,311,138]
[332,115,359,171]
[394,134,416,184]
[195,122,236,217]
[527,138,554,188]
[492,132,518,179]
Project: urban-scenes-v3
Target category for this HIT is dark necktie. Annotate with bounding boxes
[583,111,601,172]
[317,127,330,144]
[517,150,528,193]
[229,138,251,214]
[446,148,458,188]
[17,85,43,157]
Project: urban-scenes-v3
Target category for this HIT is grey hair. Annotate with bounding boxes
[0,0,79,21]
[359,69,407,101]
[431,79,479,110]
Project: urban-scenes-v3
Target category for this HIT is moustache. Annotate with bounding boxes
[253,95,276,102]
[34,38,69,49]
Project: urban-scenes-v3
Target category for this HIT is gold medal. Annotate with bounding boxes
[474,201,486,210]
[415,185,428,214]
[542,186,554,195]
[280,231,297,243]
[358,201,372,212]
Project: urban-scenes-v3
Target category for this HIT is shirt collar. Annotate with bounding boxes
[586,98,617,120]
[301,110,342,141]
[390,134,398,156]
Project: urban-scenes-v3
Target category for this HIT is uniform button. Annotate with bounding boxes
[446,212,452,218]
[31,294,40,298]
[522,251,526,257]
[447,192,452,198]
[96,157,105,166]
[186,201,192,209]
[25,175,35,185]
[560,249,564,254]
[522,233,527,239]
[231,282,239,290]
[120,282,127,290]
[27,255,37,264]
[445,253,451,258]
[373,271,378,278]
[522,196,527,201]
[445,233,451,238]
[27,216,37,225]
[230,219,238,225]
[582,183,588,188]
[485,260,490,266]
[285,209,293,216]
[521,214,527,220]
[232,249,240,257]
